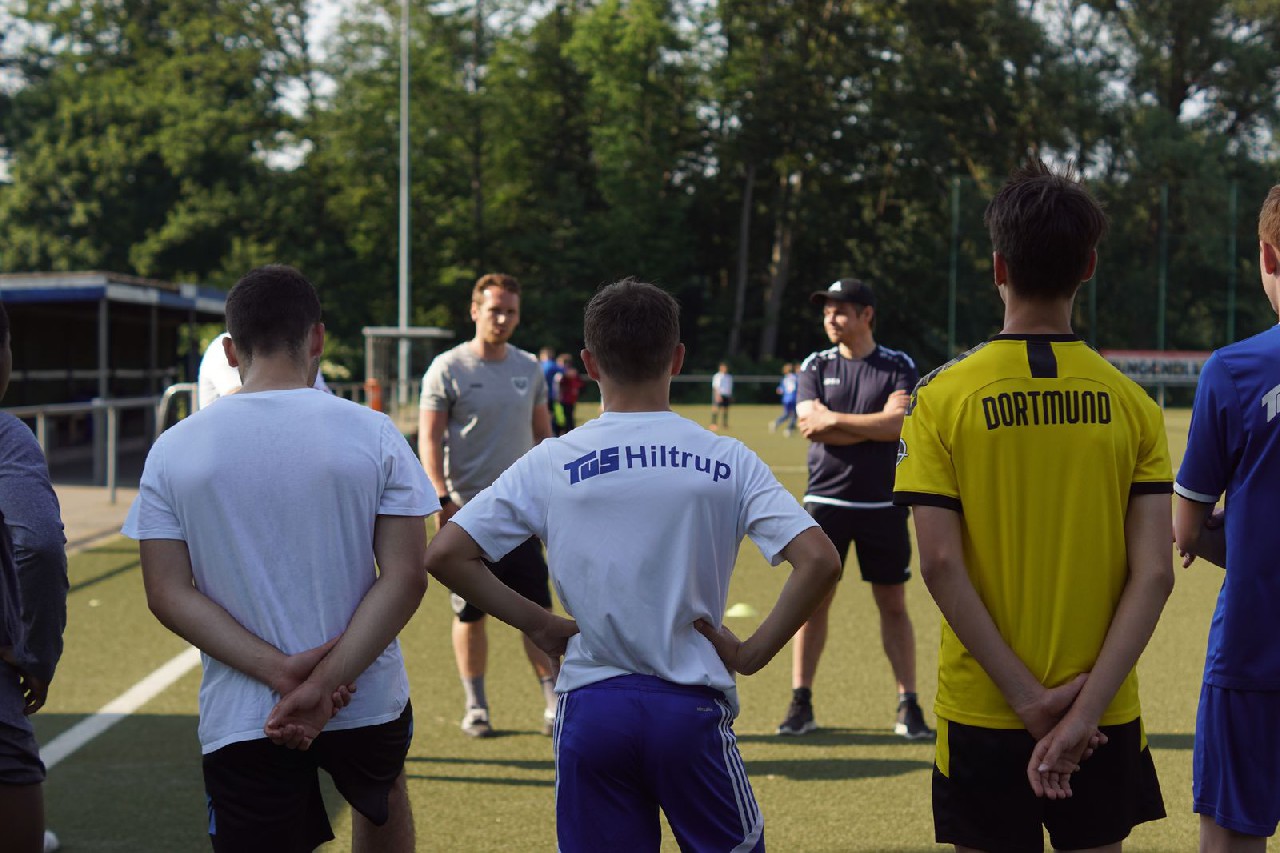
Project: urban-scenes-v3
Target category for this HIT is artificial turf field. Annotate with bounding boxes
[35,404,1213,851]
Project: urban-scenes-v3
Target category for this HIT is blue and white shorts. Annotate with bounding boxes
[554,674,764,853]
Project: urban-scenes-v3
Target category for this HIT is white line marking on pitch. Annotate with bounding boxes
[42,646,201,769]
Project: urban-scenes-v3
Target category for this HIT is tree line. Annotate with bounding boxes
[2,0,1278,377]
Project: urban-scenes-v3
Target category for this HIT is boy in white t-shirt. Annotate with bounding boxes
[126,266,458,852]
[710,361,734,429]
[424,278,841,852]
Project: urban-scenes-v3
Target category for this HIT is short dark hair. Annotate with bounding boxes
[473,273,521,303]
[0,301,8,347]
[583,278,680,384]
[984,160,1108,300]
[1259,185,1280,248]
[224,265,322,361]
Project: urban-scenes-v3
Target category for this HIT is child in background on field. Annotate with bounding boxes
[894,161,1173,851]
[555,353,584,432]
[424,278,840,852]
[1174,184,1280,852]
[770,363,799,436]
[710,362,733,430]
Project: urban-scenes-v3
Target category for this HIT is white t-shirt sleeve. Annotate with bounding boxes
[121,442,184,540]
[420,358,451,412]
[198,335,242,406]
[451,449,548,562]
[377,419,439,516]
[737,450,818,566]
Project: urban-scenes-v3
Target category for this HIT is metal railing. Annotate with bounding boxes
[2,395,162,504]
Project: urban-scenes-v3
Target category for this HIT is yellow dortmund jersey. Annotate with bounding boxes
[893,334,1172,729]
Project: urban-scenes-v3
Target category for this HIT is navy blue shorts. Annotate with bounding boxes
[933,717,1164,852]
[0,662,43,786]
[555,675,764,853]
[451,536,551,622]
[202,702,413,853]
[1195,683,1280,837]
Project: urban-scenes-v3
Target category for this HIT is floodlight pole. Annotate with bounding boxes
[397,0,411,407]
[947,177,959,356]
[1227,179,1238,344]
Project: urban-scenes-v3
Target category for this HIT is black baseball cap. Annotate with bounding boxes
[809,278,875,307]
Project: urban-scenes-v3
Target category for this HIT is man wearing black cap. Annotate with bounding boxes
[777,278,932,740]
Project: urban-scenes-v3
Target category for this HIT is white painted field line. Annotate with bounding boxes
[43,646,201,769]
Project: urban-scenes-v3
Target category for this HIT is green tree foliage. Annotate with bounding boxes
[0,0,310,279]
[1,0,1277,378]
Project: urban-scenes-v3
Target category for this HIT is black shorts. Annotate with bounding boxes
[202,703,413,853]
[452,536,552,623]
[714,396,732,409]
[805,502,912,585]
[933,718,1165,852]
[0,662,43,786]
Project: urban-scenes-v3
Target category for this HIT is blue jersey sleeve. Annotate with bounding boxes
[1175,354,1239,504]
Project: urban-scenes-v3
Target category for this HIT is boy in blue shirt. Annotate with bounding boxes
[770,363,799,436]
[1175,184,1280,852]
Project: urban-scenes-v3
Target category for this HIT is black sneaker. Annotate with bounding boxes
[777,700,816,735]
[894,697,934,740]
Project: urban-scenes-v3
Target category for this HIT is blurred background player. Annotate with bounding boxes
[1174,184,1280,853]
[895,161,1171,851]
[539,346,563,436]
[0,301,69,853]
[555,353,584,433]
[125,265,434,851]
[770,362,799,436]
[710,362,733,430]
[198,330,329,409]
[424,278,841,852]
[779,278,929,740]
[419,274,558,737]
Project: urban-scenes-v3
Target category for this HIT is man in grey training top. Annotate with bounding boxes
[0,301,68,853]
[419,273,558,737]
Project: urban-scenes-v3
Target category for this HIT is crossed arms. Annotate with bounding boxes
[912,493,1174,799]
[797,390,909,445]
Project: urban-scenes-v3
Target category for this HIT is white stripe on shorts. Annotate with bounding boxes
[716,698,764,851]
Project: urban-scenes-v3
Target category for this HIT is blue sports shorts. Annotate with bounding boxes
[1195,683,1280,837]
[555,674,764,853]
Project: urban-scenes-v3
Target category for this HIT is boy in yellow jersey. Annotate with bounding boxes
[893,160,1174,852]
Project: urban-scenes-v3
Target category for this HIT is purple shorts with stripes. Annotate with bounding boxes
[554,674,764,853]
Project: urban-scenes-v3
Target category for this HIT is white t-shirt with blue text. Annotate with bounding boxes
[451,410,816,713]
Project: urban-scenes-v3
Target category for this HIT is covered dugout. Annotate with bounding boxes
[0,271,226,407]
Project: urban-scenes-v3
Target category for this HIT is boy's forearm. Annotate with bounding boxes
[305,515,428,690]
[738,529,840,674]
[142,544,292,691]
[1174,496,1226,568]
[425,523,556,636]
[913,507,1045,716]
[1063,494,1174,727]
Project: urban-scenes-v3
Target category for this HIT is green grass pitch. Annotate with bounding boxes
[35,405,1211,850]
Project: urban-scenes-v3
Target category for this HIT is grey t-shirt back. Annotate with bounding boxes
[421,343,547,503]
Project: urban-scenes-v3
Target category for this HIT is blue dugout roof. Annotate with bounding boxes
[0,271,225,315]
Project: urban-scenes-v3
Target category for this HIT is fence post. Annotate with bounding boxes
[106,403,119,505]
